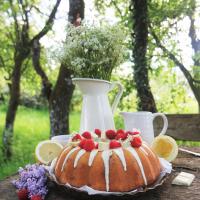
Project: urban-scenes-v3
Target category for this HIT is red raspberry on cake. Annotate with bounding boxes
[83,139,96,151]
[31,195,42,200]
[130,137,142,148]
[82,131,92,139]
[72,133,82,141]
[116,129,125,134]
[17,189,28,200]
[95,142,98,149]
[109,140,121,149]
[79,138,87,149]
[126,129,140,135]
[116,129,128,140]
[94,129,101,137]
[106,129,117,139]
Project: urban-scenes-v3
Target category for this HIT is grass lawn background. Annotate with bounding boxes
[0,105,199,180]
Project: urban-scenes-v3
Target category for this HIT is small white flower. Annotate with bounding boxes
[55,23,126,80]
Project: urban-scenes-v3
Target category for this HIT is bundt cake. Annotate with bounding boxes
[54,129,162,192]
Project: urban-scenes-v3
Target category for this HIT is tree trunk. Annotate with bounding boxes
[131,0,157,112]
[2,54,24,158]
[49,65,75,137]
[49,0,84,137]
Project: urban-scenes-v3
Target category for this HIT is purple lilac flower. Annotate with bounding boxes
[12,164,48,199]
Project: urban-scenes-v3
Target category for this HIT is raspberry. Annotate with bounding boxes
[116,129,125,135]
[79,139,86,149]
[82,131,92,139]
[109,140,121,149]
[116,130,128,140]
[72,133,82,141]
[17,189,28,200]
[130,137,142,148]
[126,130,140,135]
[83,139,96,151]
[95,143,98,149]
[94,129,101,137]
[106,129,117,140]
[31,195,43,200]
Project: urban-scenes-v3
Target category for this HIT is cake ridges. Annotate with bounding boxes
[61,147,79,171]
[102,150,112,192]
[127,147,147,185]
[74,149,86,168]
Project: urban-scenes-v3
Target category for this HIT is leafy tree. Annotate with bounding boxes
[95,0,199,113]
[149,0,200,112]
[130,0,157,112]
[95,0,157,112]
[1,0,61,158]
[32,0,85,137]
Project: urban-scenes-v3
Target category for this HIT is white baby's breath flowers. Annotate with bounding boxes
[57,23,126,80]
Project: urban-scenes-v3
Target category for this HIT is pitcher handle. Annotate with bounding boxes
[152,113,168,135]
[109,82,123,113]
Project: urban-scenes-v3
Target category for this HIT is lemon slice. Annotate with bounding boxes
[35,140,63,165]
[151,135,178,162]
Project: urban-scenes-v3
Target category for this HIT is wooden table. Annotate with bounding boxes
[0,147,200,200]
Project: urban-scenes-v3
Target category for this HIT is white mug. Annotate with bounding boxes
[120,111,168,144]
[51,135,71,147]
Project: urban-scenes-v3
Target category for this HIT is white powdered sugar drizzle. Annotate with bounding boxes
[140,146,148,155]
[56,147,70,166]
[113,148,127,171]
[102,150,112,191]
[74,149,86,168]
[88,149,98,166]
[127,147,147,185]
[61,147,79,171]
[143,143,156,158]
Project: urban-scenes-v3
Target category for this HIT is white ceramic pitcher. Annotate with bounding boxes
[120,111,168,144]
[73,78,123,133]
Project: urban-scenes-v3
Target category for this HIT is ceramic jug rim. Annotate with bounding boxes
[72,78,111,85]
[120,111,152,115]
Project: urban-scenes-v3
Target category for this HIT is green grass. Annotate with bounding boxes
[0,104,199,180]
[0,105,82,180]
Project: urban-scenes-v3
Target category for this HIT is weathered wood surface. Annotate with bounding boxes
[154,114,200,141]
[0,147,200,200]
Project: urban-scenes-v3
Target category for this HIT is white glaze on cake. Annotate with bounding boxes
[61,147,79,171]
[55,147,70,168]
[127,147,147,185]
[98,142,109,151]
[74,149,86,168]
[113,148,127,171]
[143,143,156,158]
[140,147,148,155]
[102,150,112,191]
[88,149,98,166]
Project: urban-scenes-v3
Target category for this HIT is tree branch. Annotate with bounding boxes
[21,57,30,75]
[19,0,29,30]
[30,0,61,43]
[31,5,51,17]
[150,26,199,99]
[8,0,20,40]
[110,0,123,18]
[0,55,5,68]
[188,14,200,54]
[32,39,52,100]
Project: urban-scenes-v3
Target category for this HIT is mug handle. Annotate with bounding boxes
[109,82,123,113]
[152,113,168,135]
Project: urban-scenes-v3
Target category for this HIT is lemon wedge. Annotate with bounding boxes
[35,140,63,165]
[151,135,178,162]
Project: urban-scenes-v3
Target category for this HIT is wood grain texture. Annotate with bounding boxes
[154,114,200,141]
[0,147,199,200]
